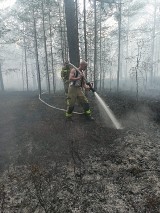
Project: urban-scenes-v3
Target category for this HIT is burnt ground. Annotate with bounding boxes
[0,90,160,212]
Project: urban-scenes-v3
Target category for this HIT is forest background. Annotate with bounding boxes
[0,0,160,97]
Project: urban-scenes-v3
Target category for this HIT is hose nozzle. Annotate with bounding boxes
[86,82,95,93]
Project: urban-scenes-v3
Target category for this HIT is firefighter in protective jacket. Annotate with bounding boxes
[66,60,94,121]
[61,61,70,95]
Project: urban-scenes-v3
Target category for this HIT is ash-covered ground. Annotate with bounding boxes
[0,91,160,212]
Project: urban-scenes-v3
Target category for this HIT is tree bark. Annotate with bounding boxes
[33,8,42,97]
[23,23,29,91]
[94,0,97,90]
[117,0,122,92]
[125,1,130,80]
[42,0,50,94]
[150,0,157,84]
[0,63,4,91]
[99,3,102,91]
[83,0,88,78]
[21,49,25,91]
[58,1,65,63]
[49,10,56,94]
[64,0,80,67]
[83,0,87,61]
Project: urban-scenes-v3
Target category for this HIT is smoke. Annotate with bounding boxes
[120,105,153,130]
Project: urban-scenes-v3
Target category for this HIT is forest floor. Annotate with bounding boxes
[0,90,160,213]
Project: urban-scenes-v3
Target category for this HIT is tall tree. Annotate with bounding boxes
[150,0,157,84]
[64,0,80,67]
[99,2,102,91]
[0,62,4,91]
[93,0,97,90]
[23,23,29,91]
[48,10,56,94]
[125,1,130,80]
[83,0,88,64]
[42,0,50,94]
[117,0,122,92]
[32,6,42,97]
[58,1,66,63]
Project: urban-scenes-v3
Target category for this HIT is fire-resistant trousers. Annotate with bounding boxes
[63,80,69,95]
[66,86,91,117]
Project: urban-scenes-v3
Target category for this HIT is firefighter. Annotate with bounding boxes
[66,60,94,121]
[61,61,70,95]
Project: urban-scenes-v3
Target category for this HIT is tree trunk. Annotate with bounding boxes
[0,63,4,91]
[21,49,25,91]
[125,2,130,80]
[49,10,56,94]
[150,0,157,85]
[135,45,140,102]
[63,2,68,61]
[102,38,106,91]
[94,0,97,90]
[30,60,37,91]
[42,0,50,94]
[58,1,65,63]
[83,0,87,65]
[23,24,29,91]
[24,44,28,91]
[33,8,42,97]
[64,0,80,67]
[99,3,102,91]
[117,0,122,92]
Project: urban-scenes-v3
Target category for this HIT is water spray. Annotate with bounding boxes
[94,92,123,129]
[68,62,123,130]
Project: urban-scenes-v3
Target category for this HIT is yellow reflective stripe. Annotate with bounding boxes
[85,109,91,114]
[66,112,72,117]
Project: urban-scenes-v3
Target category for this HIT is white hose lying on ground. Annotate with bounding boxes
[39,93,83,115]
